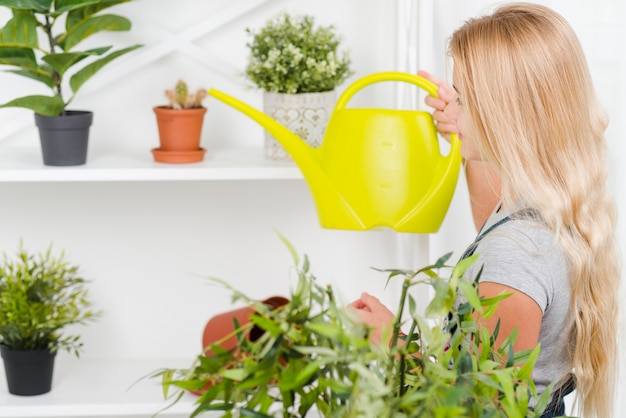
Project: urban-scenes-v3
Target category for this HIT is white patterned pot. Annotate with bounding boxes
[262,90,336,162]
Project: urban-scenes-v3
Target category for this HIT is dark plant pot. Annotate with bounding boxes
[35,111,93,166]
[1,348,56,396]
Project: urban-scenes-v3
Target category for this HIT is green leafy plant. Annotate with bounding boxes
[0,243,100,355]
[153,237,552,417]
[245,13,353,94]
[164,80,207,110]
[0,0,142,116]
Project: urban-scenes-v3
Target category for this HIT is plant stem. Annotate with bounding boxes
[43,15,63,104]
[389,277,411,397]
[390,277,410,351]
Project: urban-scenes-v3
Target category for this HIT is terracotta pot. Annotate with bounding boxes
[152,106,207,163]
[202,296,289,354]
[191,296,288,396]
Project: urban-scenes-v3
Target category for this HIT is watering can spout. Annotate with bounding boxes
[208,88,320,171]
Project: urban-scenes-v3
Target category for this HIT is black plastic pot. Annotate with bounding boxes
[1,347,56,396]
[35,111,93,166]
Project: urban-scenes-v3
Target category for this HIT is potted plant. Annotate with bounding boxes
[0,0,141,166]
[245,13,353,161]
[152,79,208,164]
[152,236,552,417]
[0,244,100,396]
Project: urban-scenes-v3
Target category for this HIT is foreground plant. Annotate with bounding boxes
[153,236,552,417]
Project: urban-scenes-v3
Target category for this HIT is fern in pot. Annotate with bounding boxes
[152,237,551,417]
[245,13,353,161]
[0,244,100,396]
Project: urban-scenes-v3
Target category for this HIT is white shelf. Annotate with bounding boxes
[0,358,206,418]
[0,145,303,182]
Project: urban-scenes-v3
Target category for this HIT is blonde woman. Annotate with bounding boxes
[351,3,620,418]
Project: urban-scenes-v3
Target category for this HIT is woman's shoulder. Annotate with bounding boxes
[469,208,568,312]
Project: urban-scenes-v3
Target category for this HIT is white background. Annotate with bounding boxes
[0,0,623,416]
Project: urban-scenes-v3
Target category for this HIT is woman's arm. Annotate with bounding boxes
[351,284,541,355]
[477,282,541,352]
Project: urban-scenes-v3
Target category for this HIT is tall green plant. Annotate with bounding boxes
[0,0,141,116]
[0,244,100,355]
[153,238,552,417]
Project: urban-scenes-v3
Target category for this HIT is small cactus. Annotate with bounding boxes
[165,80,207,109]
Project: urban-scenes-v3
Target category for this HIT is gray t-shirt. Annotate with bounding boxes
[462,205,573,396]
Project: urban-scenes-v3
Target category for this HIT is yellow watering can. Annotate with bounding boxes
[208,72,461,233]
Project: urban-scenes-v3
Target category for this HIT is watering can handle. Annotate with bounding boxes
[335,71,440,110]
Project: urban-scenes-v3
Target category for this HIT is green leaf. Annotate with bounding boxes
[52,0,99,16]
[0,46,37,68]
[42,47,110,76]
[235,369,274,390]
[481,292,513,319]
[0,0,51,11]
[533,381,554,416]
[275,229,299,266]
[69,44,140,94]
[291,345,338,358]
[304,321,344,340]
[456,278,483,313]
[219,368,248,381]
[191,402,233,417]
[459,320,478,334]
[0,94,64,116]
[66,0,130,29]
[451,254,479,280]
[517,345,541,379]
[6,68,54,87]
[60,14,131,51]
[249,313,282,338]
[160,369,174,398]
[239,408,273,418]
[0,9,39,48]
[434,252,453,268]
[279,359,323,391]
[425,277,455,318]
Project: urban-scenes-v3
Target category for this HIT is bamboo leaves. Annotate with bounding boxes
[154,240,548,418]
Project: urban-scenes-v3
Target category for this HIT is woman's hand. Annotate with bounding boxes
[418,70,459,142]
[350,292,395,346]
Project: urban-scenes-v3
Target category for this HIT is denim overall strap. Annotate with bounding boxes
[458,215,513,261]
[459,208,540,261]
[540,374,576,418]
[447,214,515,335]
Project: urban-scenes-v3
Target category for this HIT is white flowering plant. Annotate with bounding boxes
[245,13,353,94]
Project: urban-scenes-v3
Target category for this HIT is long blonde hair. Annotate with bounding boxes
[449,3,619,417]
